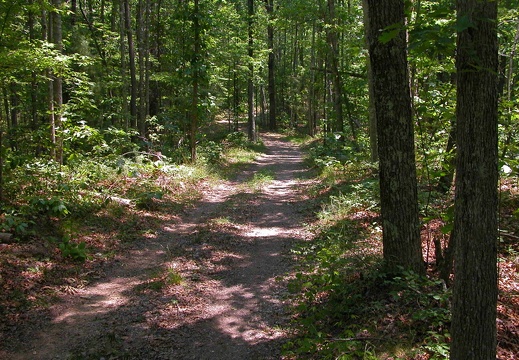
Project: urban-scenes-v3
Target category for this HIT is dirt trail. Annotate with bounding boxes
[2,133,312,360]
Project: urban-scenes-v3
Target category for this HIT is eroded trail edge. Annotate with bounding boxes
[4,133,313,360]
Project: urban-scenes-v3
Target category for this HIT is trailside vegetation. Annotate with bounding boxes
[0,0,518,358]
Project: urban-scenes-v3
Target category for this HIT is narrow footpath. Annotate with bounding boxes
[3,133,313,360]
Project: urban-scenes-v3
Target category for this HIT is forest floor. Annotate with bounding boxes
[0,133,314,359]
[1,131,518,359]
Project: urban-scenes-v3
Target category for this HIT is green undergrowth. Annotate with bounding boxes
[284,138,452,359]
[0,128,264,318]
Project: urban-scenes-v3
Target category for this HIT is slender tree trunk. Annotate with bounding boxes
[124,0,138,128]
[307,22,317,137]
[190,0,201,162]
[144,0,151,119]
[247,0,256,141]
[136,0,147,137]
[28,0,39,130]
[450,0,498,358]
[119,0,129,129]
[265,0,276,131]
[53,0,63,165]
[364,0,424,274]
[48,0,63,164]
[325,0,344,138]
[9,83,18,130]
[362,0,377,161]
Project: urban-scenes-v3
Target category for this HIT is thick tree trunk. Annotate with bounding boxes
[450,1,499,358]
[364,0,424,274]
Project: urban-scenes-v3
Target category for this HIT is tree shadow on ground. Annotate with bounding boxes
[1,134,313,360]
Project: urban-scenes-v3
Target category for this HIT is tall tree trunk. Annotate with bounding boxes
[265,0,276,131]
[124,0,138,128]
[307,22,317,137]
[364,0,424,274]
[450,0,498,358]
[325,0,344,138]
[362,0,377,161]
[247,0,256,141]
[28,0,39,130]
[50,0,63,164]
[137,0,145,136]
[144,0,151,119]
[119,0,129,129]
[190,0,200,162]
[54,0,63,165]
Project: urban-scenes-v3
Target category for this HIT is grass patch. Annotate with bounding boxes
[243,169,275,191]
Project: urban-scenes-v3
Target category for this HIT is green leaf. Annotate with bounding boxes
[440,223,453,235]
[378,23,403,44]
[455,15,473,32]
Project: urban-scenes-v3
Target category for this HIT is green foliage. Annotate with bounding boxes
[286,136,452,359]
[199,140,223,163]
[57,236,88,262]
[0,211,32,237]
[165,268,183,285]
[30,197,70,218]
[135,191,164,210]
[224,131,250,149]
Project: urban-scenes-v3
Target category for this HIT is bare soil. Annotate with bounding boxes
[1,133,313,360]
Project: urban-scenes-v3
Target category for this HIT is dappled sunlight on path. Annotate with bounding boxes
[2,133,313,360]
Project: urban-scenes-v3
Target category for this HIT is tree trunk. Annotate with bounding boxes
[119,0,129,129]
[362,0,377,162]
[28,0,39,131]
[307,22,317,137]
[247,0,256,141]
[265,0,276,131]
[190,0,201,162]
[137,0,147,137]
[124,0,138,128]
[50,0,63,164]
[450,1,498,358]
[325,0,344,138]
[364,0,424,274]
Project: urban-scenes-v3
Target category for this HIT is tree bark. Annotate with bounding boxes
[124,0,138,128]
[325,0,344,138]
[119,0,129,129]
[450,0,498,358]
[190,0,201,162]
[362,0,377,162]
[265,0,276,131]
[51,0,63,164]
[364,0,424,274]
[247,0,256,141]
